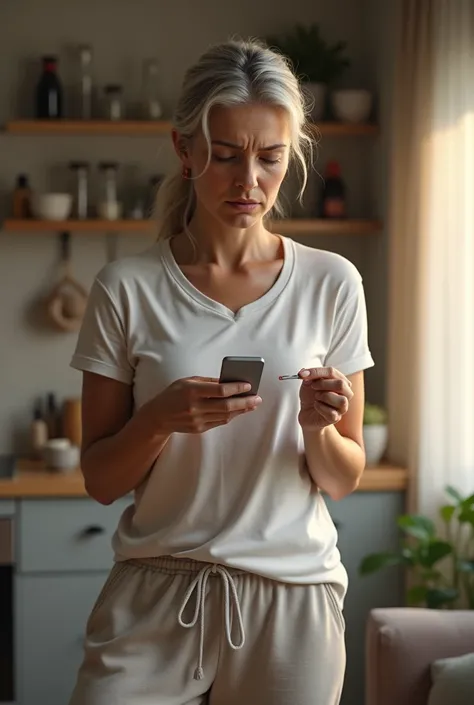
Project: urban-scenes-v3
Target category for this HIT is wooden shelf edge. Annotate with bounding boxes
[0,460,408,498]
[4,119,379,137]
[358,465,409,491]
[2,218,154,232]
[4,119,173,135]
[2,218,383,235]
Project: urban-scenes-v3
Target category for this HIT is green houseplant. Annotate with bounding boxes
[363,403,388,465]
[265,23,351,120]
[359,486,474,609]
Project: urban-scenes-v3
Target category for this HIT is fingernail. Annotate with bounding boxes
[300,369,310,378]
[243,383,252,391]
[254,396,263,405]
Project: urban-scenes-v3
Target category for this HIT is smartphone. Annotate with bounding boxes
[219,356,265,397]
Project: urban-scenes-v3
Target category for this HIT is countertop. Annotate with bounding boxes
[0,459,409,498]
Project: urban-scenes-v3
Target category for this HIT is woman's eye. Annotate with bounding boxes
[261,157,281,164]
[212,154,234,162]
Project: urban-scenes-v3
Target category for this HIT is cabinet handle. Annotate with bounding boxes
[81,524,106,537]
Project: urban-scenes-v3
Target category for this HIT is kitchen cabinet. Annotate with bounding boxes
[15,574,106,705]
[326,491,405,705]
[5,487,405,705]
[12,495,129,705]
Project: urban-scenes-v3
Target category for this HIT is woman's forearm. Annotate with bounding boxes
[81,401,170,505]
[302,424,365,500]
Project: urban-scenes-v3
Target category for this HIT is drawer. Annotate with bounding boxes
[15,573,106,705]
[17,497,131,573]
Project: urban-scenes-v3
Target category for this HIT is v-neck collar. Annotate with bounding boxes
[157,235,295,321]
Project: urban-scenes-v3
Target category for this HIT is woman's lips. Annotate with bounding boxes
[226,201,260,212]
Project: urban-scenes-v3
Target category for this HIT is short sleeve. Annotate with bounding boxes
[70,277,134,384]
[324,277,375,376]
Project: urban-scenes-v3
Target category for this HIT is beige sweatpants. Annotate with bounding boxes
[69,556,346,705]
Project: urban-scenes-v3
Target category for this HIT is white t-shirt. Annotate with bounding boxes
[70,235,374,594]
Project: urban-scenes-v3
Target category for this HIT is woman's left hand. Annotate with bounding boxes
[298,367,354,431]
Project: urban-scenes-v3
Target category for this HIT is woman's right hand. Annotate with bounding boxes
[148,376,262,435]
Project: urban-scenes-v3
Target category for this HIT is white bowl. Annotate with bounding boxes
[42,439,79,472]
[331,89,373,123]
[33,193,73,221]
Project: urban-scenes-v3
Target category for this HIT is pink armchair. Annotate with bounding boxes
[366,608,474,705]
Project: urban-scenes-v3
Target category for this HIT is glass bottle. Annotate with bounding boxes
[69,162,90,219]
[12,174,32,218]
[142,59,163,120]
[35,55,63,119]
[103,85,124,120]
[78,44,93,120]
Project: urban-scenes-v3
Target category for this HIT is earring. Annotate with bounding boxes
[182,166,191,180]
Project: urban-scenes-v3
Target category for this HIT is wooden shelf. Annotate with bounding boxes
[3,218,154,233]
[4,119,378,137]
[0,460,407,498]
[3,218,382,235]
[4,120,173,136]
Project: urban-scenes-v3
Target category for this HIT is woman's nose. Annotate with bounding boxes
[235,160,258,191]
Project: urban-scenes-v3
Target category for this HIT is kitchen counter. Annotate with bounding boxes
[0,459,409,498]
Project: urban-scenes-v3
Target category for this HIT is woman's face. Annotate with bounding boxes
[176,103,291,230]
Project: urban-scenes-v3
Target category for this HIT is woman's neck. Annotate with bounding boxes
[172,208,280,269]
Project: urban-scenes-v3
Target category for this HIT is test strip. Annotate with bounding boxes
[278,374,300,380]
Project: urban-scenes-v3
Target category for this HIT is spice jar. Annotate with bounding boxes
[103,84,124,120]
[98,162,122,220]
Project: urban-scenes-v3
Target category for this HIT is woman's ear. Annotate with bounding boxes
[171,129,191,167]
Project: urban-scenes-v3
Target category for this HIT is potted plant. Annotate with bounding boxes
[265,23,351,120]
[359,486,474,609]
[363,403,388,465]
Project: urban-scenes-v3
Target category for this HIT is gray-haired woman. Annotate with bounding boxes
[69,38,373,705]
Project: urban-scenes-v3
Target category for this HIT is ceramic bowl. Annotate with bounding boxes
[331,90,373,123]
[33,193,73,221]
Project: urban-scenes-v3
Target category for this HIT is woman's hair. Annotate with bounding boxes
[155,38,314,240]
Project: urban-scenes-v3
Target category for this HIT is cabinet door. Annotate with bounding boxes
[18,498,131,573]
[15,573,106,705]
[325,491,406,705]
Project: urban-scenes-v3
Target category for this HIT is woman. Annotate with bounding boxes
[69,38,374,705]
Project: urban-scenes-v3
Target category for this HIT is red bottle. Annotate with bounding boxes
[319,161,346,219]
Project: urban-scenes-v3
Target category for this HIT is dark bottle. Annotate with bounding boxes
[45,392,60,439]
[35,55,63,119]
[319,161,347,219]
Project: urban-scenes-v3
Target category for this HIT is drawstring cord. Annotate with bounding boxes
[177,563,245,680]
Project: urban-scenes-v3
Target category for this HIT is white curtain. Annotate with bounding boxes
[418,0,474,515]
[387,0,474,517]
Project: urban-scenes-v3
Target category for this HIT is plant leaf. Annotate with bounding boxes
[458,507,474,526]
[425,588,458,609]
[401,547,417,565]
[461,493,474,510]
[446,486,463,504]
[397,514,435,540]
[407,585,428,605]
[440,504,456,523]
[359,552,402,575]
[418,540,452,568]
